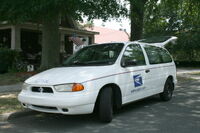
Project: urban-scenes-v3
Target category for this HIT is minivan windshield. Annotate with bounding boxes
[64,43,124,66]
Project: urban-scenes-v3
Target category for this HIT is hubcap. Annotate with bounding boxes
[166,84,172,97]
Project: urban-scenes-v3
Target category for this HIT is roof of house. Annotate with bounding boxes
[0,22,99,36]
[86,26,129,44]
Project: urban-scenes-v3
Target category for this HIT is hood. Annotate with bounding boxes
[25,66,116,85]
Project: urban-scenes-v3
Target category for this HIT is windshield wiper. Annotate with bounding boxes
[64,60,114,66]
[72,62,87,65]
[81,60,114,66]
[63,61,87,66]
[67,61,88,66]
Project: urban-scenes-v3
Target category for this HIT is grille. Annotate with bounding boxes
[32,87,53,93]
[32,105,57,110]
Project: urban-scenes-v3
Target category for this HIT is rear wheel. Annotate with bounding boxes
[98,87,113,123]
[160,78,174,101]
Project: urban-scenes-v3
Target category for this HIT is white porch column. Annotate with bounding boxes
[60,32,65,53]
[90,35,95,44]
[11,26,21,51]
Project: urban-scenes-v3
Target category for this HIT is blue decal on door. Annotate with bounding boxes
[133,74,143,87]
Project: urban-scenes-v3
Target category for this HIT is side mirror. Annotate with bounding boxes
[121,59,126,67]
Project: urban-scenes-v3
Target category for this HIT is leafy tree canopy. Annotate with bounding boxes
[144,0,200,36]
[143,0,200,62]
[0,0,127,69]
[0,0,127,23]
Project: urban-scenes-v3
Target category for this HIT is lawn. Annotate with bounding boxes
[0,72,37,86]
[190,72,200,76]
[177,76,195,83]
[0,93,23,114]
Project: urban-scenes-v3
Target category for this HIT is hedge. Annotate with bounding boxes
[175,61,200,67]
[0,48,20,73]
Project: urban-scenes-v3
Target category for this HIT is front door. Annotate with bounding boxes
[120,44,148,103]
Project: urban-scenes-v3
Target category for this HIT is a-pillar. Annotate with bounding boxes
[11,25,21,51]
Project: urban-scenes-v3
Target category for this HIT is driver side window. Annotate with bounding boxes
[122,44,146,67]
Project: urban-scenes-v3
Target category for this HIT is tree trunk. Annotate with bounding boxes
[40,14,60,70]
[130,0,147,41]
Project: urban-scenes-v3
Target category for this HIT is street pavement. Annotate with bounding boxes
[0,83,22,93]
[0,79,200,133]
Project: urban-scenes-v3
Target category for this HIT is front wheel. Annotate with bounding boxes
[98,87,113,123]
[160,78,174,101]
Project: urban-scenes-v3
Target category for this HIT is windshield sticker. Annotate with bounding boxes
[133,74,143,87]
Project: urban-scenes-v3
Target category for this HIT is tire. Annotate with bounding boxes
[160,78,174,101]
[98,87,113,123]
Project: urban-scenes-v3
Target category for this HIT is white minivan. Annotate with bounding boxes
[18,37,177,122]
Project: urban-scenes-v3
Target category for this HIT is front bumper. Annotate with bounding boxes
[18,90,98,115]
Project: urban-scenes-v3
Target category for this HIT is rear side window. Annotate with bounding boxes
[144,45,162,64]
[122,44,146,66]
[159,48,172,63]
[144,45,172,64]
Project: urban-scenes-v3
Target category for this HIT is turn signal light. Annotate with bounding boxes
[72,83,84,92]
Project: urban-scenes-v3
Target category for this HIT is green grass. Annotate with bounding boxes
[0,93,23,114]
[177,76,195,83]
[0,72,33,86]
[190,72,200,76]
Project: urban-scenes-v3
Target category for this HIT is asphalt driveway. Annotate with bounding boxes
[0,79,200,133]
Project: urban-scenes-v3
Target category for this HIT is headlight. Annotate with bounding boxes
[22,83,30,91]
[54,83,84,92]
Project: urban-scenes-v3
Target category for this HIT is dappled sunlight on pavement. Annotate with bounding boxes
[1,80,200,133]
[0,94,17,99]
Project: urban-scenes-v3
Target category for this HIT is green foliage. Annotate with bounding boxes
[143,0,200,63]
[0,0,127,69]
[0,48,20,73]
[0,0,127,23]
[0,49,27,73]
[166,31,200,62]
[144,0,200,36]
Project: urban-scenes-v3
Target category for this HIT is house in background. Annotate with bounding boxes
[86,26,130,43]
[0,21,99,65]
[0,20,130,68]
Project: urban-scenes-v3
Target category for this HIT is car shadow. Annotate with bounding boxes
[1,80,200,133]
[2,96,160,132]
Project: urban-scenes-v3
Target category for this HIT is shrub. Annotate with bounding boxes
[175,61,200,67]
[0,48,20,73]
[165,31,200,66]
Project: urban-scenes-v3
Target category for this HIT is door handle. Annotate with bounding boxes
[145,69,150,73]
